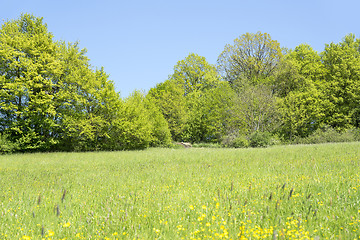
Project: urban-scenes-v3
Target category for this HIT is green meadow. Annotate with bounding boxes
[0,142,360,239]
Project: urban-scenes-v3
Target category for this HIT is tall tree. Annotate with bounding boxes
[321,34,360,130]
[182,82,235,143]
[144,94,172,147]
[109,91,154,150]
[217,32,283,87]
[147,80,188,141]
[231,84,279,134]
[149,53,224,142]
[0,14,61,150]
[272,44,325,98]
[0,14,171,152]
[277,82,328,140]
[172,53,221,95]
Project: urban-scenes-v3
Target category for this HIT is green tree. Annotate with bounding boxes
[58,63,122,151]
[321,34,360,130]
[147,80,188,141]
[149,53,224,142]
[182,82,235,143]
[108,91,171,150]
[172,53,221,95]
[273,44,325,97]
[144,94,172,147]
[231,84,279,135]
[110,91,153,150]
[277,82,328,140]
[0,14,162,152]
[0,14,62,150]
[217,32,283,87]
[272,44,331,140]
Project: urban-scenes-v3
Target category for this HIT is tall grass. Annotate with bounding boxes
[0,142,359,239]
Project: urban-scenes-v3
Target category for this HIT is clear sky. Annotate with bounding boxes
[1,0,359,97]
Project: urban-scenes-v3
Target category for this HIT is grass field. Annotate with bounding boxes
[0,142,360,239]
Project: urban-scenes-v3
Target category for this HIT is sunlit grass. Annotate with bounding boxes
[0,142,359,239]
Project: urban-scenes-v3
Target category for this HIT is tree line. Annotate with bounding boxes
[0,14,171,152]
[1,14,360,152]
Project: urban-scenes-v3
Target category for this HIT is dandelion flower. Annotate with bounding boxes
[48,230,55,236]
[63,222,71,228]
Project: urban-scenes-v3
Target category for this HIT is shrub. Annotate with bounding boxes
[0,134,18,153]
[353,128,360,141]
[249,131,273,148]
[269,134,282,146]
[232,135,249,148]
[293,125,359,144]
[221,133,249,148]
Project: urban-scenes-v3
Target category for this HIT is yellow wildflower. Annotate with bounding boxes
[63,222,71,228]
[48,230,55,236]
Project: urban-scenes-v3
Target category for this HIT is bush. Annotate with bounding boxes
[221,133,249,148]
[293,125,359,144]
[249,131,273,148]
[232,135,250,148]
[353,128,360,141]
[0,134,18,153]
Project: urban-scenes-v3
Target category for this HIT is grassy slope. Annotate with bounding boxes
[0,142,359,239]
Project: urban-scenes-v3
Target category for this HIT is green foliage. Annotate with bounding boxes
[102,91,172,151]
[288,44,325,82]
[217,32,283,140]
[2,14,360,152]
[231,84,279,134]
[0,14,61,150]
[172,53,221,95]
[0,14,171,152]
[248,131,273,148]
[277,83,328,139]
[149,33,360,145]
[57,66,123,151]
[218,31,283,86]
[182,82,235,143]
[275,36,360,141]
[272,44,325,97]
[321,34,360,130]
[274,44,329,140]
[149,53,232,144]
[293,125,360,145]
[144,95,172,147]
[111,91,153,150]
[272,57,305,98]
[148,80,188,141]
[221,132,249,148]
[169,53,228,143]
[0,133,18,153]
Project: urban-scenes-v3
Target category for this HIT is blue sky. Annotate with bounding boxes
[1,0,359,97]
